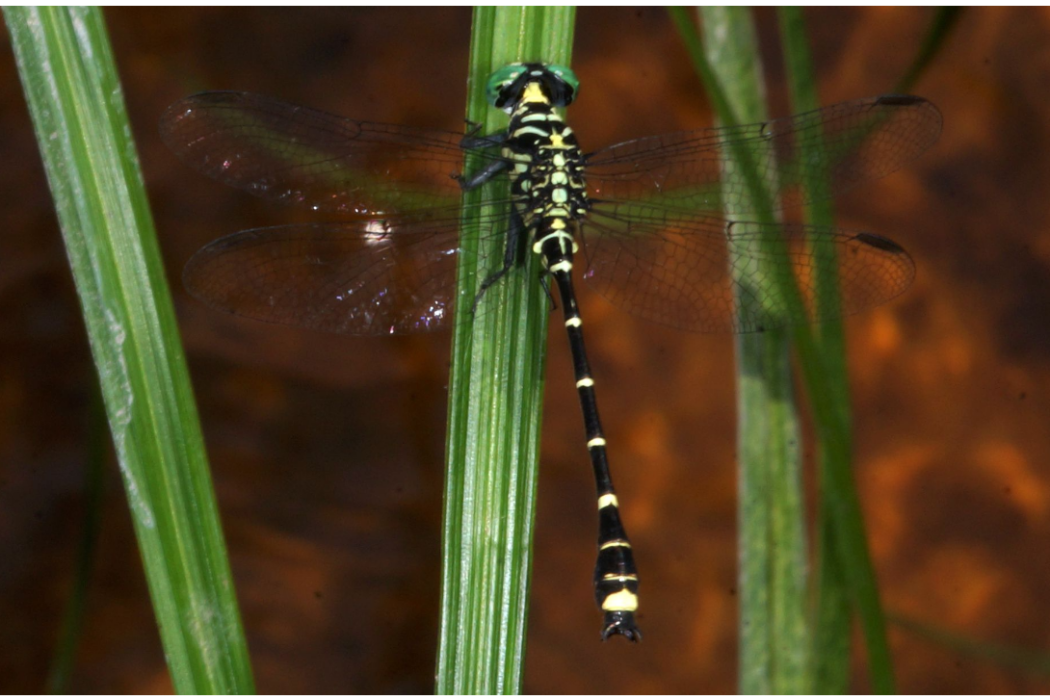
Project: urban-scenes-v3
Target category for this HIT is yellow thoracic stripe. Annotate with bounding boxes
[513,125,549,138]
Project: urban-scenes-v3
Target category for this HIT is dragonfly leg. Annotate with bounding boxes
[539,272,557,312]
[471,211,524,315]
[455,122,510,188]
[455,157,510,191]
[460,122,508,150]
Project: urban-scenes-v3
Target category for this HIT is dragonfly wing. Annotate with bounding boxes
[183,220,471,335]
[161,91,506,216]
[585,96,942,213]
[581,206,915,333]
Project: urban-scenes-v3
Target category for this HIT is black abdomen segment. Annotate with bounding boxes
[543,241,641,642]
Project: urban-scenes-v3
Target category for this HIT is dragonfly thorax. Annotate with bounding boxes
[503,75,589,263]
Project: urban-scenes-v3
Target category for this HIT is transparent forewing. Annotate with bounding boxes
[167,91,932,337]
[581,205,915,333]
[160,91,509,216]
[584,96,942,213]
[182,215,495,335]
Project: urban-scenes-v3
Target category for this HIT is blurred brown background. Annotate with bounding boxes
[2,6,1049,693]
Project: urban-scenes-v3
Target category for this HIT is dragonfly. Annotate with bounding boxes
[160,62,941,641]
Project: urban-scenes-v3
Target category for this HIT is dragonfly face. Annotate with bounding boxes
[160,64,941,640]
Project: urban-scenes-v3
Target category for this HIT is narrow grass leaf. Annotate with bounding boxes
[437,7,575,694]
[5,7,254,693]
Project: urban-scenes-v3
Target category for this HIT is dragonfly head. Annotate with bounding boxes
[486,62,579,113]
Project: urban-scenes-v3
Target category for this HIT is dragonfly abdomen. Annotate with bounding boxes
[549,261,641,641]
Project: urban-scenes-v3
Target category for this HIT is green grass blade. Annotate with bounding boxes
[781,7,960,692]
[776,6,856,696]
[781,5,860,696]
[47,389,106,694]
[687,7,809,694]
[437,7,575,694]
[895,8,964,93]
[891,613,1050,678]
[5,7,254,693]
[780,8,906,693]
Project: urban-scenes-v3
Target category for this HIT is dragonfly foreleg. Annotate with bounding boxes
[460,122,509,150]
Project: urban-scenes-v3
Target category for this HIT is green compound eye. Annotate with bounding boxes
[546,63,579,98]
[485,63,527,107]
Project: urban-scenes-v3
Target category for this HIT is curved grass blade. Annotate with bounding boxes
[895,8,964,94]
[778,6,860,693]
[4,7,254,693]
[46,390,106,694]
